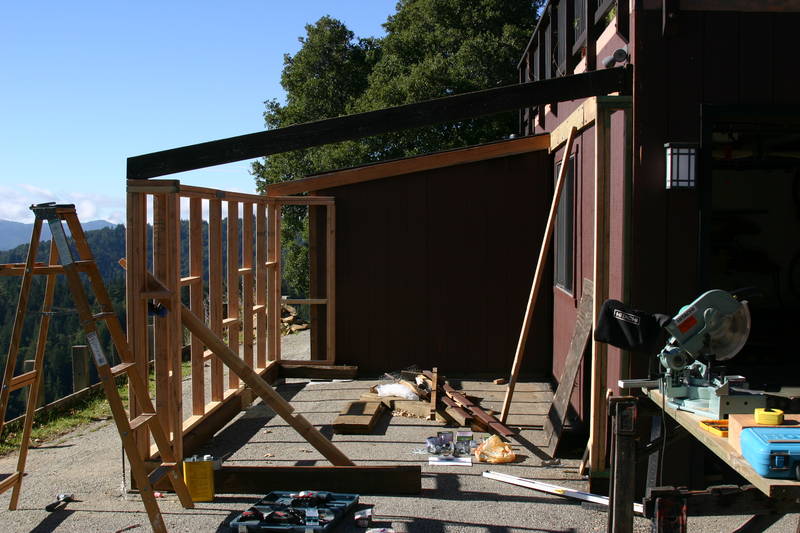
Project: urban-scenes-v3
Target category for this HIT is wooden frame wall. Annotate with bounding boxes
[551,96,632,474]
[125,180,336,458]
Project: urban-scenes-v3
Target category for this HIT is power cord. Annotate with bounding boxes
[659,379,667,485]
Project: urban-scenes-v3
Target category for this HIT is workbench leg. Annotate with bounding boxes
[732,513,782,533]
[646,415,663,489]
[653,496,687,533]
[608,397,637,533]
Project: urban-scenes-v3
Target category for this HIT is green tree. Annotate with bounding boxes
[252,1,542,297]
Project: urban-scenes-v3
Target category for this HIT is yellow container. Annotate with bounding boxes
[183,457,215,502]
[754,408,784,425]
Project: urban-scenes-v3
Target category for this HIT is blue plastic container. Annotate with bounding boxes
[740,427,800,479]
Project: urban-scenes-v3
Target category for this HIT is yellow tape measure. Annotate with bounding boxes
[755,408,784,425]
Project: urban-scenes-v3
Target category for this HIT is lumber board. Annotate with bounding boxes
[392,401,448,423]
[589,106,610,473]
[358,392,407,409]
[241,202,254,370]
[333,401,386,434]
[280,364,358,380]
[326,204,336,363]
[501,126,578,424]
[189,197,204,416]
[214,465,421,495]
[441,397,473,426]
[267,136,550,196]
[226,200,240,390]
[127,67,631,179]
[542,279,593,458]
[255,202,267,368]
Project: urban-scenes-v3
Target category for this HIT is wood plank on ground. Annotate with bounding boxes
[215,465,421,495]
[542,278,593,458]
[333,401,386,434]
[280,364,358,380]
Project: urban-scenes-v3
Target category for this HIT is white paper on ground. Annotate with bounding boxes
[428,456,472,466]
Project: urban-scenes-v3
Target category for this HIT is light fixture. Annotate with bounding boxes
[602,47,629,68]
[664,142,698,189]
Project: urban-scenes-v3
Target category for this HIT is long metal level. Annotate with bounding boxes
[483,470,644,516]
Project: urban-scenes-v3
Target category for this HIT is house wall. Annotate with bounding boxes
[629,9,799,383]
[522,7,800,423]
[317,151,554,376]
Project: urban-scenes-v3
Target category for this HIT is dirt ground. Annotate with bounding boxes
[0,333,798,532]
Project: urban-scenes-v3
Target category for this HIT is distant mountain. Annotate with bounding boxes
[0,219,117,251]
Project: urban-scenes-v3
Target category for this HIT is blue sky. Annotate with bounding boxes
[0,1,397,223]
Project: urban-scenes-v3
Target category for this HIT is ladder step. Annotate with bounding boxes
[7,371,37,392]
[0,472,21,494]
[129,413,156,431]
[92,311,117,321]
[73,260,96,271]
[110,362,136,376]
[148,462,178,486]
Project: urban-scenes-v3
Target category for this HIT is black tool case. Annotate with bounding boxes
[229,491,359,532]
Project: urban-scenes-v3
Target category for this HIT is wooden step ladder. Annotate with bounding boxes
[0,203,193,532]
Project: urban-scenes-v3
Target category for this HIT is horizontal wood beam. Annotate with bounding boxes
[214,465,422,495]
[279,364,358,380]
[268,134,550,197]
[127,66,631,179]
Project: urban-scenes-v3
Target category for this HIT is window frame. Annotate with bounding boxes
[554,152,576,295]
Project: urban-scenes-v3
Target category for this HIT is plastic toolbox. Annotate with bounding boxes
[740,427,800,479]
[229,491,359,532]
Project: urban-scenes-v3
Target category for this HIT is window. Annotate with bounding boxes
[554,155,575,293]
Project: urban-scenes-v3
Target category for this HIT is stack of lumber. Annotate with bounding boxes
[332,369,516,437]
[280,303,309,335]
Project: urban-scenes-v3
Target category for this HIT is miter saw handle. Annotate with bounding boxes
[729,286,763,301]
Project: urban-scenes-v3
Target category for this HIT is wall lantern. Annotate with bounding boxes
[664,142,698,189]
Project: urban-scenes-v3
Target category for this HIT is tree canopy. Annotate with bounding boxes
[252,0,542,297]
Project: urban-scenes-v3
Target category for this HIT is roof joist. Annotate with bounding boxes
[127,66,631,180]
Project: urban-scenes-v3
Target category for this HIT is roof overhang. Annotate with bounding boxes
[265,134,550,196]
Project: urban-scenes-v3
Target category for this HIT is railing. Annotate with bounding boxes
[518,0,628,134]
[125,179,335,460]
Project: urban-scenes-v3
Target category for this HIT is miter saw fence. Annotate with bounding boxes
[609,289,766,418]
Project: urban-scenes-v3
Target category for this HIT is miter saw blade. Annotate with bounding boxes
[706,301,751,361]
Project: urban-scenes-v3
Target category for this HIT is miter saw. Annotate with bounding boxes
[623,289,767,418]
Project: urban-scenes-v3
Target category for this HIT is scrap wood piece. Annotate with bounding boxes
[441,396,473,426]
[216,465,422,495]
[483,471,644,515]
[280,364,357,380]
[392,400,448,423]
[500,127,578,424]
[440,384,515,437]
[542,278,594,458]
[333,401,386,434]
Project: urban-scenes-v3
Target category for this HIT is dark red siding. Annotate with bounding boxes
[320,151,553,376]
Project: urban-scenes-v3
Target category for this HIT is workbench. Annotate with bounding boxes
[643,389,800,532]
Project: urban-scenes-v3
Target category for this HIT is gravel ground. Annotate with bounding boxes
[0,331,798,532]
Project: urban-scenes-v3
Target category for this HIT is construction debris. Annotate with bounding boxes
[280,303,309,335]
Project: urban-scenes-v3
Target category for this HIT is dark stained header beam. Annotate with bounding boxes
[127,66,631,179]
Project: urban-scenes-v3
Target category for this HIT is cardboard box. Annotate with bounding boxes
[729,413,800,454]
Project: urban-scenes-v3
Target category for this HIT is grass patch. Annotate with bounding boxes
[0,384,123,457]
[1,360,196,457]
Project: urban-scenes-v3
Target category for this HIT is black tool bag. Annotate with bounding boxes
[594,299,670,354]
